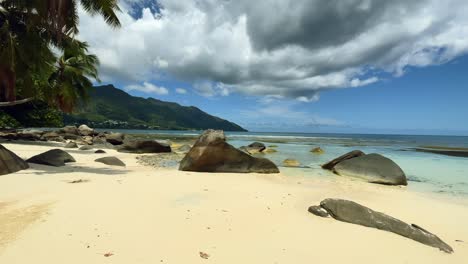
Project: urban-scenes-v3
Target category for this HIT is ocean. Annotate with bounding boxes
[104,129,468,197]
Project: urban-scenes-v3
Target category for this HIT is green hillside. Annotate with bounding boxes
[64,85,246,131]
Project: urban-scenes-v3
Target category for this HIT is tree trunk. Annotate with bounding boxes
[0,67,16,102]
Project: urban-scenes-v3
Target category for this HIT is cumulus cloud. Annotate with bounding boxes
[239,102,345,130]
[125,82,169,95]
[78,0,468,101]
[175,88,187,94]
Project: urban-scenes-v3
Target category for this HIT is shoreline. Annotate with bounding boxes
[1,142,468,263]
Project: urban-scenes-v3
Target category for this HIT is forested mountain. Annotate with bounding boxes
[64,85,246,131]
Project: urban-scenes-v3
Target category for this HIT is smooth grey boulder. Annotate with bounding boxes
[118,140,171,154]
[179,130,279,173]
[78,124,94,136]
[79,145,94,151]
[319,199,453,253]
[105,133,125,145]
[0,144,29,175]
[95,156,125,167]
[333,153,407,185]
[64,142,78,148]
[240,142,267,154]
[322,150,365,170]
[308,205,329,217]
[62,133,79,140]
[27,149,76,167]
[60,126,79,135]
[95,149,106,154]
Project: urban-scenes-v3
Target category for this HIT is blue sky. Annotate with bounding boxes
[108,54,468,135]
[78,0,468,135]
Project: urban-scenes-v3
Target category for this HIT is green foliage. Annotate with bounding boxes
[0,0,120,110]
[1,101,63,128]
[0,110,20,128]
[66,85,247,131]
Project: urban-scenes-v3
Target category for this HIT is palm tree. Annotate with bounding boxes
[48,40,100,112]
[0,0,120,107]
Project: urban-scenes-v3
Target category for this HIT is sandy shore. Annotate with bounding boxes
[1,142,468,263]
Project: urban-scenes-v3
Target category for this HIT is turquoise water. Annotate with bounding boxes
[105,129,468,196]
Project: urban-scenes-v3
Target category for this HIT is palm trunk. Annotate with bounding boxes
[0,67,16,102]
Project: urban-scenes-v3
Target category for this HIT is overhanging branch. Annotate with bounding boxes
[0,98,34,107]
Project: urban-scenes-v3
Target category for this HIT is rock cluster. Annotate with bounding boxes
[179,130,279,173]
[0,125,125,147]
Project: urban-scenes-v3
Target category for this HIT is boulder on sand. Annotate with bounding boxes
[322,150,365,170]
[333,153,407,186]
[105,133,126,145]
[64,141,78,148]
[79,145,93,151]
[60,126,79,135]
[95,156,126,167]
[118,140,171,154]
[0,144,29,175]
[78,124,94,136]
[179,130,279,173]
[27,149,76,167]
[317,198,453,253]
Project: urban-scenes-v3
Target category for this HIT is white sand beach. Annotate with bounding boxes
[1,142,468,264]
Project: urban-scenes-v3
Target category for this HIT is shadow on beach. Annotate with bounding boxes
[26,163,129,176]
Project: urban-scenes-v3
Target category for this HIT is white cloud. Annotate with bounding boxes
[239,101,344,130]
[175,88,187,94]
[125,82,169,95]
[78,0,468,101]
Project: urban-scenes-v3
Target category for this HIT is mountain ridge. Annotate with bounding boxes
[64,85,247,131]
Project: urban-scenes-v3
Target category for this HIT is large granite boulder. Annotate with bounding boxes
[322,150,365,170]
[78,124,94,136]
[79,145,94,151]
[118,140,171,154]
[95,156,126,167]
[318,199,453,253]
[333,153,407,185]
[64,141,78,148]
[105,133,125,145]
[0,144,29,175]
[60,126,79,135]
[179,130,279,173]
[240,142,267,154]
[27,149,76,167]
[42,132,64,142]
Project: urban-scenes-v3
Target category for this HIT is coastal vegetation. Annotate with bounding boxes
[0,0,120,116]
[64,85,246,131]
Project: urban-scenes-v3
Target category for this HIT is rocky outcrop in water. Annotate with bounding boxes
[0,144,29,175]
[323,151,407,186]
[311,198,453,253]
[179,130,279,173]
[118,140,172,154]
[322,150,365,170]
[282,159,301,167]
